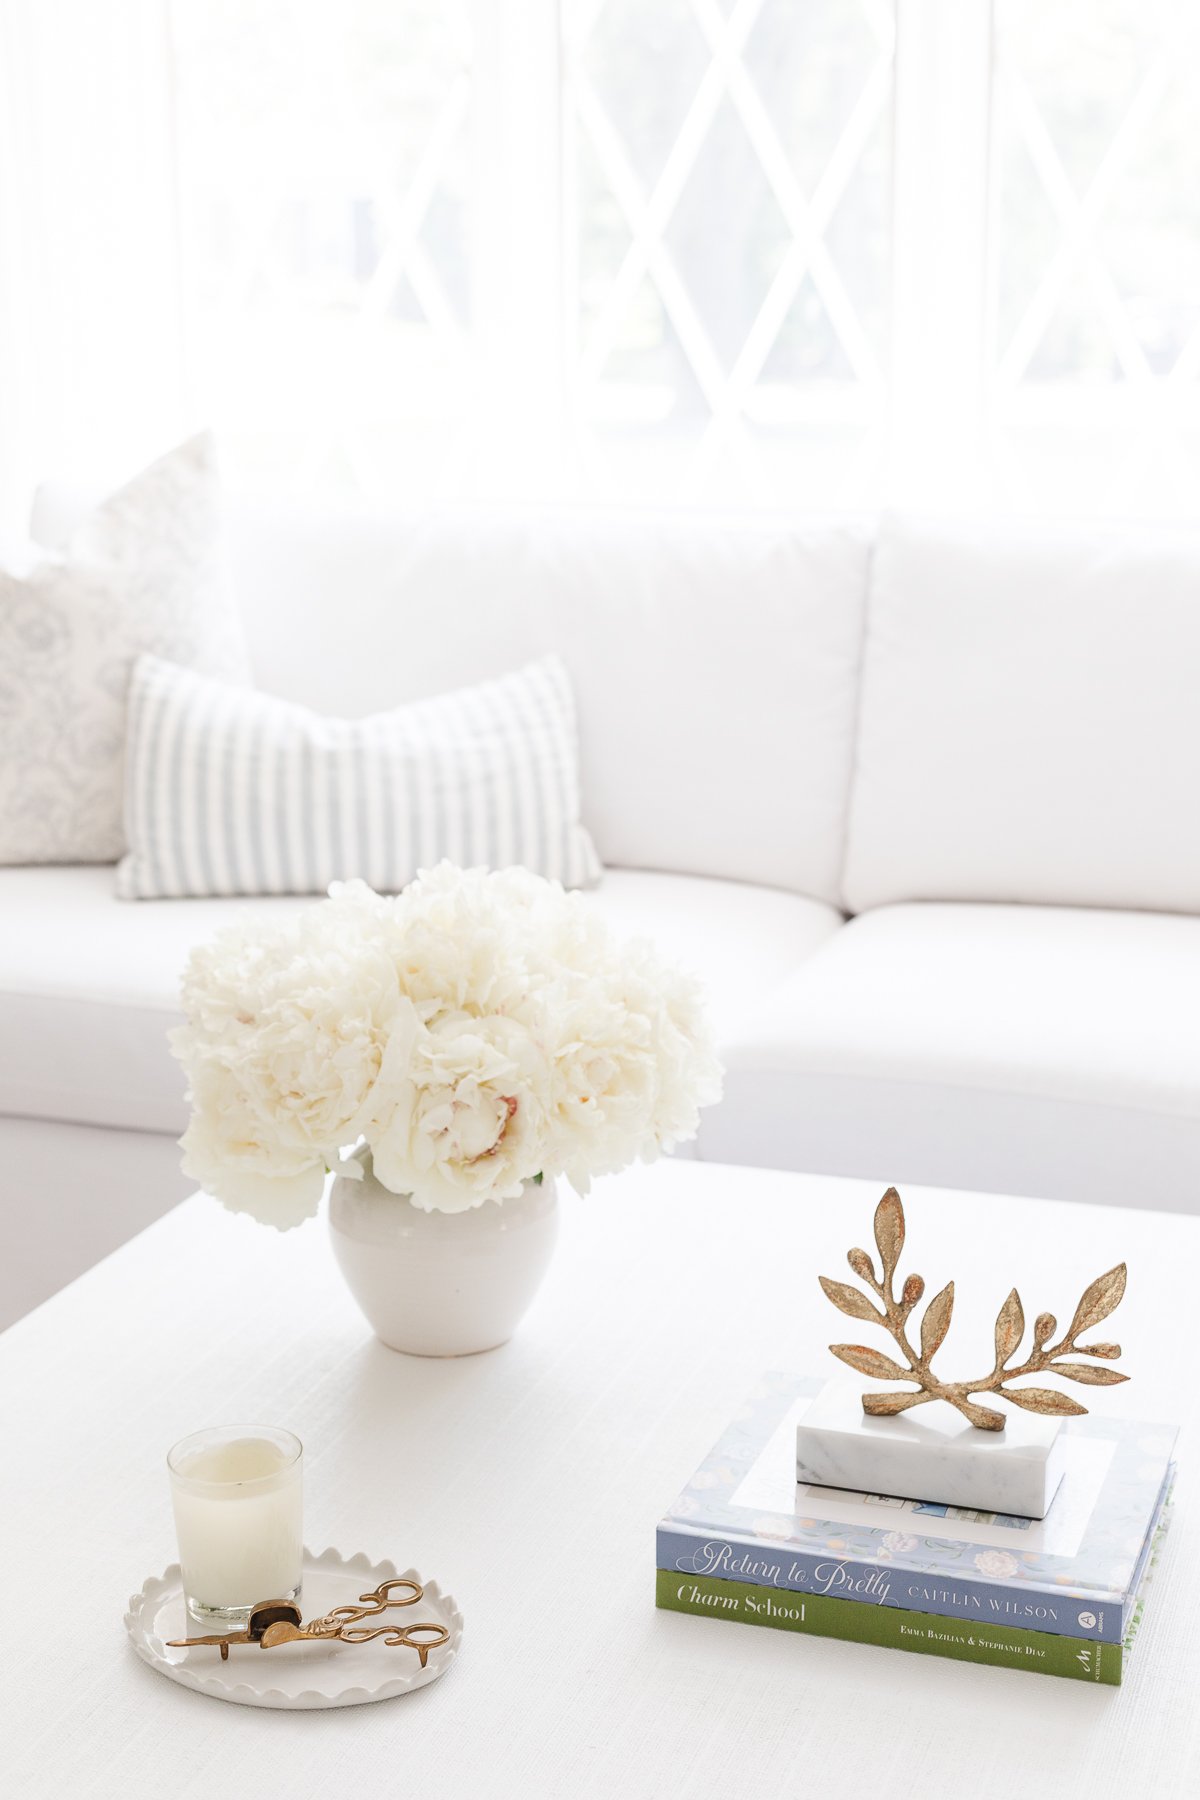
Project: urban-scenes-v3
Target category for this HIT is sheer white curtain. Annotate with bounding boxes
[0,0,186,529]
[4,0,1200,525]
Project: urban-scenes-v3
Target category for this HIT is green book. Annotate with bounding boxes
[657,1569,1133,1685]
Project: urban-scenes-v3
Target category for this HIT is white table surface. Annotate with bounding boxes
[0,1161,1195,1800]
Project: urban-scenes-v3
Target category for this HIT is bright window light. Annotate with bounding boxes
[2,0,1200,518]
[988,0,1200,514]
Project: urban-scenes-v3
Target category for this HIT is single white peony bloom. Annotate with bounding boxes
[542,933,723,1194]
[369,1012,552,1212]
[171,888,419,1226]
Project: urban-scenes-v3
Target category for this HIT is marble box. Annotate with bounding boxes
[795,1379,1068,1519]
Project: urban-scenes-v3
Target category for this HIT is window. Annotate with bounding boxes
[4,0,1200,519]
[987,0,1200,515]
[562,0,894,505]
[170,0,478,498]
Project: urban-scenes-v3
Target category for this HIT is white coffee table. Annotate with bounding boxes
[0,1162,1195,1800]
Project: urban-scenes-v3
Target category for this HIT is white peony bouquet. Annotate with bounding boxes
[171,863,723,1229]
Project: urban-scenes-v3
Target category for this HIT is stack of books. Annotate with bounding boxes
[656,1372,1175,1685]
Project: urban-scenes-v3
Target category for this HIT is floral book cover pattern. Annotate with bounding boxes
[656,1372,1177,1647]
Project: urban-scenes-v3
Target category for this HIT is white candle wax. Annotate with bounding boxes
[168,1425,303,1622]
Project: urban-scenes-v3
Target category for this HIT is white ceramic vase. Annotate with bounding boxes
[328,1152,559,1356]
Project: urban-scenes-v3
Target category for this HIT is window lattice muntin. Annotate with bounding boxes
[563,0,894,502]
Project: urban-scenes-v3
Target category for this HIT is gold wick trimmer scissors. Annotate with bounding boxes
[168,1575,450,1666]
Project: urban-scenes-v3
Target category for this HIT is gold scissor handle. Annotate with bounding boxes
[317,1576,424,1628]
[337,1621,451,1667]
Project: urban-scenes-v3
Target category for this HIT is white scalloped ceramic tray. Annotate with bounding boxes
[125,1546,462,1710]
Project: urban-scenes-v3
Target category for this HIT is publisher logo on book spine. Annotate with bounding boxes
[1077,1611,1097,1629]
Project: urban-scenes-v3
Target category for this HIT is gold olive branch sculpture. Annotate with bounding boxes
[818,1188,1129,1432]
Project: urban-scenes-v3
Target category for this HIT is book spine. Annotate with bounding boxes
[655,1569,1123,1685]
[656,1527,1124,1644]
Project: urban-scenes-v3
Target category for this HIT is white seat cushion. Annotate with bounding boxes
[706,902,1200,1210]
[0,865,842,1136]
[843,513,1200,914]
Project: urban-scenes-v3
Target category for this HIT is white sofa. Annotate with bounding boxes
[3,496,1199,1328]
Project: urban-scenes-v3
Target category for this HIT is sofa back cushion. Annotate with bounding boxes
[34,489,870,901]
[843,513,1200,915]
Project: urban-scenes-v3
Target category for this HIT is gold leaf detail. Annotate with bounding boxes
[847,1247,875,1282]
[901,1273,925,1308]
[862,1391,928,1415]
[919,1282,954,1361]
[817,1276,882,1324]
[1068,1264,1127,1339]
[1033,1312,1056,1347]
[994,1288,1025,1366]
[1002,1387,1088,1416]
[873,1188,905,1280]
[830,1343,909,1382]
[1076,1341,1120,1359]
[1048,1362,1129,1386]
[957,1398,1006,1431]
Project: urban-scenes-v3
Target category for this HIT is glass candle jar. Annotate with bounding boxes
[167,1424,303,1625]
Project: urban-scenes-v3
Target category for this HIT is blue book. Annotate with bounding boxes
[657,1372,1177,1646]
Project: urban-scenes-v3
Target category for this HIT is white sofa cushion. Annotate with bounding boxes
[32,494,871,902]
[1,436,247,865]
[117,652,599,897]
[843,513,1200,914]
[706,902,1200,1210]
[0,865,842,1135]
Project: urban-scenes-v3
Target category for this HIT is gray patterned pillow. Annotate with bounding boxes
[0,434,248,864]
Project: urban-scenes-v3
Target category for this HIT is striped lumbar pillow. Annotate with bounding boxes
[116,652,600,899]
